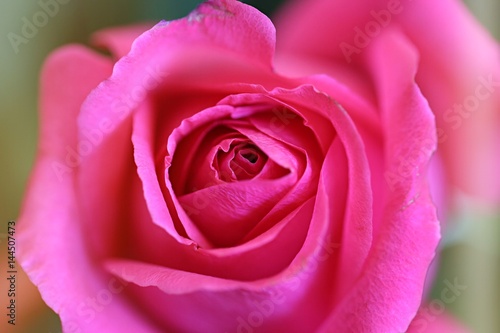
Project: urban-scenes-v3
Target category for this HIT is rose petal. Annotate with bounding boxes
[79,0,279,148]
[276,0,500,202]
[18,46,159,333]
[132,99,199,245]
[317,29,440,332]
[178,175,295,247]
[109,196,316,281]
[262,86,374,302]
[398,0,500,202]
[275,0,384,62]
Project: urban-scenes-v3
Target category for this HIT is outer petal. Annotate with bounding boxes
[17,46,159,333]
[275,0,385,62]
[70,0,285,255]
[399,0,500,202]
[79,0,278,143]
[276,0,500,201]
[318,29,440,332]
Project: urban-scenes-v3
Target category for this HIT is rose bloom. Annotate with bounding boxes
[18,0,498,332]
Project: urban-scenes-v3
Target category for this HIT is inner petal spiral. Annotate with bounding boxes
[215,142,267,182]
[165,103,319,248]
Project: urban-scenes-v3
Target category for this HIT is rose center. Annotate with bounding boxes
[215,142,267,182]
[242,151,258,164]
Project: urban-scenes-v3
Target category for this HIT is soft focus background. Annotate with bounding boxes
[0,1,498,332]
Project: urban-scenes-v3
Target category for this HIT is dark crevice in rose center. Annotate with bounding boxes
[216,142,267,182]
[242,151,258,164]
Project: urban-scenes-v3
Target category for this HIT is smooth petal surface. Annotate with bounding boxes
[17,46,159,333]
[276,0,500,201]
[318,29,440,332]
[399,0,500,202]
[79,0,278,144]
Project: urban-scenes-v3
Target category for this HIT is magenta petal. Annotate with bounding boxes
[399,0,500,201]
[79,0,277,152]
[186,0,276,68]
[17,46,159,333]
[269,86,374,299]
[104,196,334,331]
[92,0,276,67]
[109,195,316,281]
[276,0,500,202]
[132,99,200,245]
[179,175,294,247]
[167,104,236,195]
[275,0,384,62]
[106,260,255,294]
[318,29,440,332]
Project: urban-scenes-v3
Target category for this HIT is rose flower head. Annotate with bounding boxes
[18,0,499,332]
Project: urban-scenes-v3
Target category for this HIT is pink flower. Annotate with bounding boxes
[18,1,443,332]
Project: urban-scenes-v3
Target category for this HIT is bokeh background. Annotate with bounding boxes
[0,0,498,332]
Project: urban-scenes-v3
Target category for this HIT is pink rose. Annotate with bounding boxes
[19,1,441,332]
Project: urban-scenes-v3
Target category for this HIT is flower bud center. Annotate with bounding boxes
[216,142,267,182]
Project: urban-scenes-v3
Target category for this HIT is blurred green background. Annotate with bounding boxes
[0,0,498,332]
